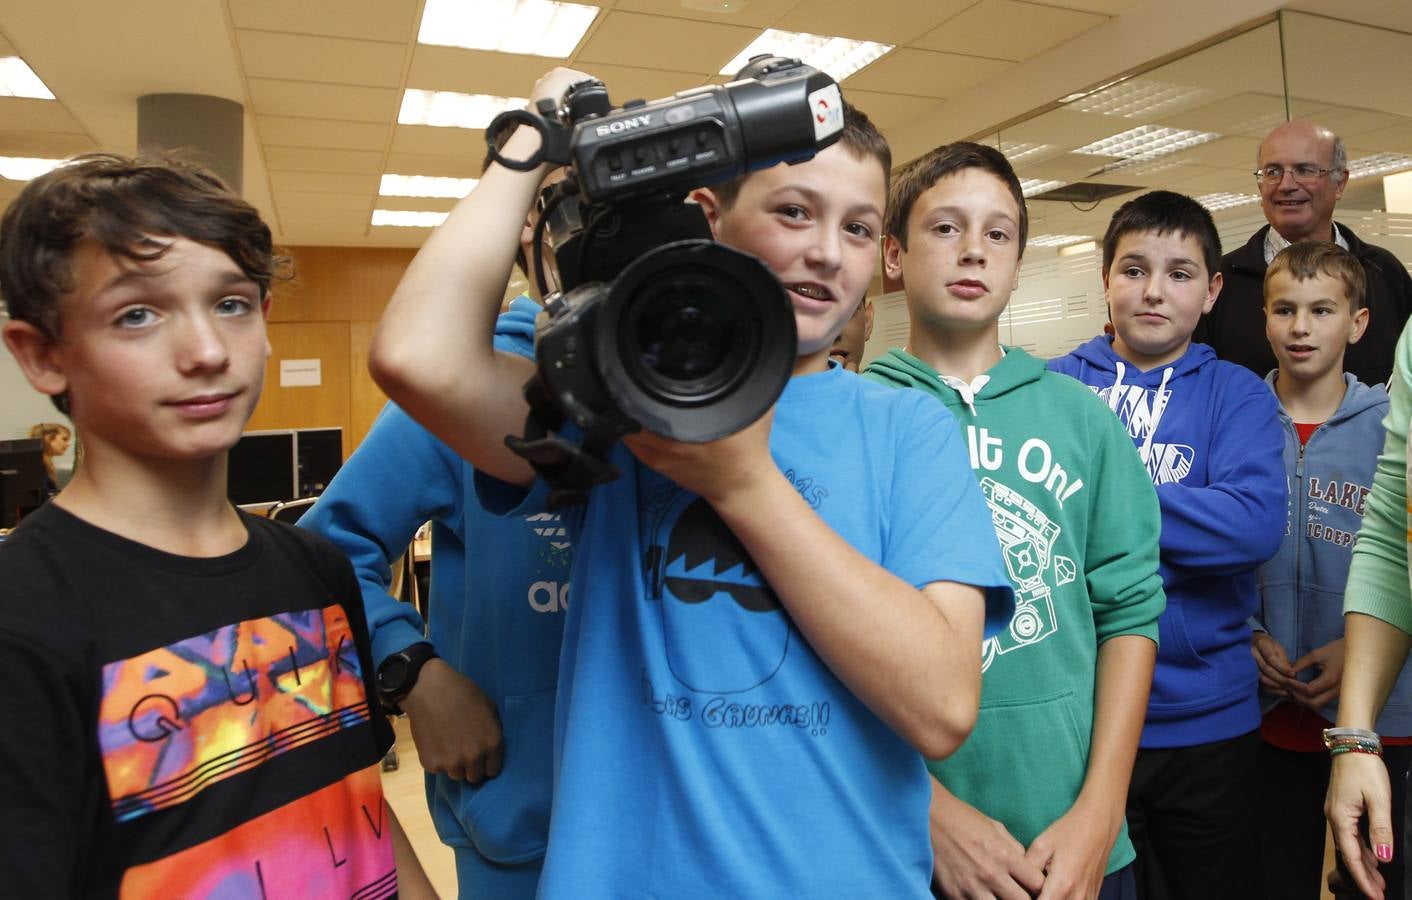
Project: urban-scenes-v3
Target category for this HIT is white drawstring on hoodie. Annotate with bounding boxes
[1105,359,1173,465]
[937,373,990,417]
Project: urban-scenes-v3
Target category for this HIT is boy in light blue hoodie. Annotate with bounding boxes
[1250,240,1408,900]
[1049,191,1286,900]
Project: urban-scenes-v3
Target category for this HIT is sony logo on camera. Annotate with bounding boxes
[594,114,652,137]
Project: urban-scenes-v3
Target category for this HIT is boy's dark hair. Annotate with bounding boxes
[885,142,1028,257]
[0,152,288,342]
[1264,240,1367,312]
[707,102,891,211]
[1101,190,1221,278]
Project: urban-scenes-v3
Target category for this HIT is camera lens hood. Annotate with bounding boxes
[594,240,796,443]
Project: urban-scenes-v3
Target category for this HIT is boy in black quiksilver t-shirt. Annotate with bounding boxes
[0,153,434,897]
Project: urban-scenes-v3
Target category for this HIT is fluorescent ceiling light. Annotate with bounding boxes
[380,174,478,198]
[1347,153,1412,180]
[1000,143,1057,164]
[720,29,893,82]
[372,209,450,228]
[1195,192,1259,211]
[1058,240,1098,258]
[0,57,55,99]
[418,0,599,58]
[1029,233,1092,248]
[1020,179,1066,198]
[1067,78,1208,119]
[399,90,527,129]
[0,156,66,180]
[1074,125,1220,160]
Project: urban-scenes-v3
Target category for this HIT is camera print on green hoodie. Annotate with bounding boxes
[865,346,1166,876]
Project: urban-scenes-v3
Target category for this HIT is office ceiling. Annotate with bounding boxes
[0,0,1408,251]
[0,0,1139,247]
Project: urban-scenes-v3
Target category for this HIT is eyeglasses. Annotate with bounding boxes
[1253,164,1342,186]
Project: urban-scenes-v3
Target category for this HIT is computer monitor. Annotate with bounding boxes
[226,431,296,507]
[0,438,46,529]
[296,427,342,497]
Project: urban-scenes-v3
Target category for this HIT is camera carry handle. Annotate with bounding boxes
[484,102,574,172]
[505,377,626,508]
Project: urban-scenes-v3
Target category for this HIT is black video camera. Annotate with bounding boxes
[485,56,845,505]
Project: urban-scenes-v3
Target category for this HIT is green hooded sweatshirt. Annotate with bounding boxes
[864,346,1165,875]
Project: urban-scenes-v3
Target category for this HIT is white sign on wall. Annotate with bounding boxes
[279,358,322,387]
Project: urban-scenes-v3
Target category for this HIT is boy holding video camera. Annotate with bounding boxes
[368,65,1013,897]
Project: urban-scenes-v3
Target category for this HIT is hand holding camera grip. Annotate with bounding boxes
[484,105,573,172]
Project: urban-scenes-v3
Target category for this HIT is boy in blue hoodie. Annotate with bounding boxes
[366,66,1014,898]
[1250,240,1408,899]
[300,145,570,898]
[1049,190,1286,899]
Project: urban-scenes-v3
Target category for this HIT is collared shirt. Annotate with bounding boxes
[1264,222,1350,264]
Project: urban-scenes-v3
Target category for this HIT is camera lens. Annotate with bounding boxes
[634,284,736,385]
[596,240,796,443]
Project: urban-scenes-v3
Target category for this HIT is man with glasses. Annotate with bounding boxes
[1197,121,1412,387]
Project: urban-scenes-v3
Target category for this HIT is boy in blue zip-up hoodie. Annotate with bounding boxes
[1050,191,1286,900]
[302,297,567,899]
[1250,240,1409,899]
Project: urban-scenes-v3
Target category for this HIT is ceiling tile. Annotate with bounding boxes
[998,108,1116,149]
[265,146,385,174]
[1162,92,1292,137]
[1149,24,1283,95]
[1348,119,1412,154]
[384,150,482,178]
[0,97,87,134]
[842,89,941,132]
[1292,105,1407,140]
[269,170,379,194]
[1177,135,1262,168]
[0,34,15,54]
[844,49,1011,100]
[915,0,1107,62]
[771,0,975,45]
[229,0,420,43]
[390,124,487,157]
[235,30,407,88]
[256,116,389,151]
[1034,0,1141,11]
[248,78,398,122]
[276,191,375,212]
[610,0,796,29]
[0,130,96,158]
[575,11,759,75]
[407,45,550,96]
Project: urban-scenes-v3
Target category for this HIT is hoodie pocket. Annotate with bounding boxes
[1156,598,1210,673]
[433,688,555,864]
[934,689,1089,847]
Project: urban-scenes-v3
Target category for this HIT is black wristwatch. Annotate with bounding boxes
[376,642,439,714]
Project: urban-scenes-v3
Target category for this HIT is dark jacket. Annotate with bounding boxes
[1197,223,1412,387]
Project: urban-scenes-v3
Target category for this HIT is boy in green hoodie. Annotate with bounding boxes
[864,142,1165,899]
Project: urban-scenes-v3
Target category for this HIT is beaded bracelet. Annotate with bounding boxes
[1324,726,1383,757]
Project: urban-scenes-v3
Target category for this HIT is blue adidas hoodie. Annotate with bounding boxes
[301,297,569,876]
[1256,373,1412,734]
[1050,337,1286,747]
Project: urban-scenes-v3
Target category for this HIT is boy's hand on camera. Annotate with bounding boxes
[623,406,777,504]
[399,659,504,783]
[1291,638,1345,709]
[531,67,597,109]
[1251,632,1297,696]
[931,783,1045,900]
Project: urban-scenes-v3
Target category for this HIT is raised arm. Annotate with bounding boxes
[369,69,590,486]
[626,401,1007,759]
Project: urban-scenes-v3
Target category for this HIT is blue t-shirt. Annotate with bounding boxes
[483,364,1013,898]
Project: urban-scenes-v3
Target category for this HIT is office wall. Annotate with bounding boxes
[254,245,416,454]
